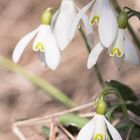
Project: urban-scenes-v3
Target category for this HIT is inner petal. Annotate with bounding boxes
[33,42,45,52]
[93,133,103,140]
[109,48,122,57]
[90,0,104,25]
[90,16,100,25]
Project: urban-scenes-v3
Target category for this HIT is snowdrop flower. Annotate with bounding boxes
[70,0,118,48]
[87,12,139,69]
[77,100,122,140]
[52,0,94,50]
[12,8,60,70]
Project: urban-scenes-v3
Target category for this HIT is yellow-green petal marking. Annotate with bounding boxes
[90,16,100,25]
[93,134,103,140]
[33,42,45,52]
[109,48,122,57]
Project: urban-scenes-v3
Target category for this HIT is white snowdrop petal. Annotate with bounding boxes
[124,34,139,65]
[43,26,61,70]
[89,0,104,24]
[87,43,104,69]
[109,29,125,57]
[81,14,94,49]
[12,26,39,63]
[99,0,118,47]
[53,0,77,50]
[51,10,60,29]
[33,25,46,50]
[93,114,106,140]
[68,0,95,41]
[77,115,97,140]
[104,117,122,140]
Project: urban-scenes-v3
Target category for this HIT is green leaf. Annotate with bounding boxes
[105,80,138,101]
[127,103,140,116]
[59,113,89,129]
[130,125,140,140]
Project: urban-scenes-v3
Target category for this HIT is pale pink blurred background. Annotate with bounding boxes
[0,0,140,139]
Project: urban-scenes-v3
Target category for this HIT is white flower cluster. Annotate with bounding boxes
[70,0,139,69]
[12,0,136,139]
[12,0,139,70]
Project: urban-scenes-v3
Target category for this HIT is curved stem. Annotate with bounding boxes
[98,86,129,120]
[79,27,104,87]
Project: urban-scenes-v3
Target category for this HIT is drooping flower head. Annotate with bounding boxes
[12,8,61,70]
[70,0,118,48]
[87,11,139,69]
[77,100,122,140]
[52,0,94,51]
[52,0,77,50]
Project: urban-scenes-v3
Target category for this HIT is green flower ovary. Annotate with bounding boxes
[109,48,122,57]
[96,99,107,115]
[93,134,103,140]
[90,16,100,25]
[41,8,53,25]
[118,12,128,29]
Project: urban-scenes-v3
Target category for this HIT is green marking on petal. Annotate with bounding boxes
[33,42,45,52]
[109,48,122,57]
[93,134,103,140]
[90,16,100,25]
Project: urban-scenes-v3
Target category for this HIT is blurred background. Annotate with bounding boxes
[0,0,140,139]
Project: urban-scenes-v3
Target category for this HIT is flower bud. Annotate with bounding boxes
[41,8,53,25]
[96,99,107,115]
[118,12,129,29]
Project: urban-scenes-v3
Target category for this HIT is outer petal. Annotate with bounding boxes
[87,43,104,69]
[75,5,94,49]
[104,117,122,140]
[53,0,77,50]
[77,115,97,140]
[43,25,61,70]
[68,0,95,42]
[82,14,95,49]
[99,0,118,48]
[51,10,60,29]
[12,26,40,63]
[124,34,139,65]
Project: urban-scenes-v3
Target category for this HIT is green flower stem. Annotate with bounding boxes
[79,27,104,87]
[112,0,140,48]
[0,56,75,108]
[98,86,129,120]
